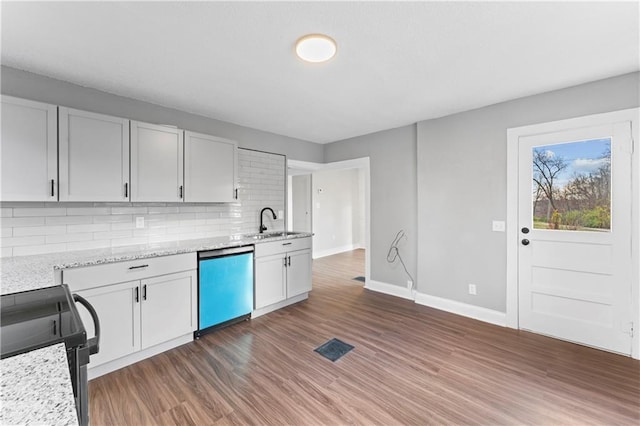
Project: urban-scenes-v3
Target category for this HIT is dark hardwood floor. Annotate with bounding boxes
[89,249,640,425]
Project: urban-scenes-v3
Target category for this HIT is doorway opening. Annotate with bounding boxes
[287,157,370,285]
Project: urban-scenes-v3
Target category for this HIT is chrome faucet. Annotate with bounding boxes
[259,207,277,233]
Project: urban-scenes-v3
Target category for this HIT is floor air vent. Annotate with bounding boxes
[314,338,354,362]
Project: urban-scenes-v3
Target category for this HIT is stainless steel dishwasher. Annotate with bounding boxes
[195,245,254,338]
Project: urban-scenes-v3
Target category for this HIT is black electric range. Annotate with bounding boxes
[1,284,100,426]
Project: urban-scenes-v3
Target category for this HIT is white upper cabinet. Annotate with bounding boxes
[130,121,184,202]
[184,131,238,203]
[1,96,58,201]
[58,107,130,202]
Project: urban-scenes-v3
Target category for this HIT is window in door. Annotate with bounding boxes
[531,138,611,232]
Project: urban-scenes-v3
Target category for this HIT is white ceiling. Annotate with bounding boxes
[2,1,638,144]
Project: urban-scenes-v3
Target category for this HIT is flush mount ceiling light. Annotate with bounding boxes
[295,34,337,63]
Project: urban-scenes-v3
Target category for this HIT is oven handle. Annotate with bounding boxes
[73,294,101,356]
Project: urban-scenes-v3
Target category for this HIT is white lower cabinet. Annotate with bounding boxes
[140,272,196,349]
[286,249,312,298]
[254,237,312,315]
[255,254,287,309]
[75,280,140,368]
[63,254,197,376]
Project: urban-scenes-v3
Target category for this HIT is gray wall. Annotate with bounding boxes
[417,72,640,312]
[311,168,364,257]
[324,124,417,288]
[0,66,323,162]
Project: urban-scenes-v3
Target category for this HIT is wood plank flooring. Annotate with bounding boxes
[89,249,640,425]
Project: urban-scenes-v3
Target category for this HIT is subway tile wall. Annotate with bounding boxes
[0,149,285,257]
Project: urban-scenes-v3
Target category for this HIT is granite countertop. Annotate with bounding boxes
[0,343,79,426]
[1,231,312,295]
[0,231,311,425]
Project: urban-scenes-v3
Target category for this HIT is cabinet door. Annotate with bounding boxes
[184,131,238,202]
[255,253,287,309]
[140,270,197,349]
[130,121,184,202]
[59,107,130,201]
[286,249,312,298]
[75,281,141,368]
[1,96,57,201]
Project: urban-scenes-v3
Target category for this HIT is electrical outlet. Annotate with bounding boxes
[407,280,413,290]
[277,210,284,218]
[135,217,145,229]
[468,284,477,295]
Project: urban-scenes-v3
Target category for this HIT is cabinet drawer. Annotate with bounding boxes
[254,237,311,258]
[62,253,197,292]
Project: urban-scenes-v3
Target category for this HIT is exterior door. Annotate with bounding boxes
[518,121,633,355]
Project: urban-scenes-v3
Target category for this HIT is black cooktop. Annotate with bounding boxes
[1,285,87,359]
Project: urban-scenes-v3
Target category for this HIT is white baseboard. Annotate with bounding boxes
[414,292,506,327]
[365,280,414,300]
[313,244,359,259]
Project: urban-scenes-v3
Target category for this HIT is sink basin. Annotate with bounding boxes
[244,231,303,240]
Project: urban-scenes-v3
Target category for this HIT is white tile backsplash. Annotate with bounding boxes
[0,149,285,257]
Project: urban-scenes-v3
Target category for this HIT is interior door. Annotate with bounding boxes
[518,122,633,355]
[291,174,312,232]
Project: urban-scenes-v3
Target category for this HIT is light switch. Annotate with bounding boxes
[492,220,505,232]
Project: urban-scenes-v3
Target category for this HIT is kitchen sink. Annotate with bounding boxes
[245,231,303,240]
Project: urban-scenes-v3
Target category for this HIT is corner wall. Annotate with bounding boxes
[324,124,417,289]
[417,72,640,313]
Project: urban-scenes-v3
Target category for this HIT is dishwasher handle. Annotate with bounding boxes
[198,246,254,260]
[73,293,100,356]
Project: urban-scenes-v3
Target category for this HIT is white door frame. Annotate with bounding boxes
[288,157,371,283]
[506,108,639,359]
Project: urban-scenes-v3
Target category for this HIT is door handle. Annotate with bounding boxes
[288,256,291,267]
[142,284,147,301]
[134,287,139,303]
[521,227,530,234]
[521,239,530,246]
[283,257,288,267]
